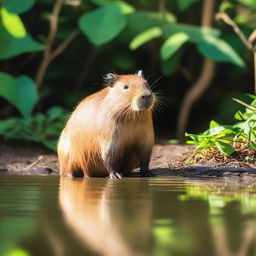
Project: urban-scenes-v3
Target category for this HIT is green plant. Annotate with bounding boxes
[186,95,256,156]
[0,0,254,149]
[0,106,68,150]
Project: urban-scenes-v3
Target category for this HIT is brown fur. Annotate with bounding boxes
[57,74,154,177]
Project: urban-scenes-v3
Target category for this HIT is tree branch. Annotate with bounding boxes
[177,0,216,141]
[232,98,256,111]
[248,29,256,50]
[45,0,63,58]
[51,29,79,61]
[35,0,78,88]
[216,12,252,50]
[216,12,256,94]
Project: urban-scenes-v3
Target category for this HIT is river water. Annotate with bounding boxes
[1,175,256,256]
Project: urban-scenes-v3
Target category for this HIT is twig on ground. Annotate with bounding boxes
[24,155,44,170]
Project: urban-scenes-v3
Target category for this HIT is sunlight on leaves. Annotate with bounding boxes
[160,32,189,61]
[0,24,44,59]
[4,248,30,256]
[130,27,162,50]
[0,8,26,38]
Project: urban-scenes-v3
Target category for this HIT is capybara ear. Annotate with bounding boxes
[103,73,118,87]
[136,70,143,77]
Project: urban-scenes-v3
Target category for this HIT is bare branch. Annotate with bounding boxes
[36,0,63,88]
[177,0,216,141]
[35,0,78,88]
[232,98,256,111]
[249,29,256,50]
[216,12,252,51]
[51,29,79,61]
[45,0,63,57]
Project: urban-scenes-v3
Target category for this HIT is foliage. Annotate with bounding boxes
[160,32,189,61]
[4,248,30,256]
[79,1,134,45]
[0,107,68,150]
[0,0,255,149]
[0,72,38,118]
[1,7,26,37]
[186,95,256,156]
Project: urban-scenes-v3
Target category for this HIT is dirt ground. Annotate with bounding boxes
[0,141,255,177]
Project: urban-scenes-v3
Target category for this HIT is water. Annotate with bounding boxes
[1,175,256,256]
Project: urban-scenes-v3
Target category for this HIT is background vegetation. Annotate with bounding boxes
[0,0,255,150]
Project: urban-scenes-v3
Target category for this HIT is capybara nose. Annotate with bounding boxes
[141,93,152,99]
[140,93,153,109]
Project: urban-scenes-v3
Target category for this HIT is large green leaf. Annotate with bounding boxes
[162,23,220,42]
[129,27,162,50]
[0,72,38,118]
[215,141,235,156]
[3,0,35,14]
[124,11,176,42]
[163,23,244,67]
[0,24,44,59]
[160,32,189,61]
[0,7,26,37]
[197,34,245,67]
[79,4,127,45]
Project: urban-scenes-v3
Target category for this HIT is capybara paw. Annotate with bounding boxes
[109,172,123,179]
[140,170,155,177]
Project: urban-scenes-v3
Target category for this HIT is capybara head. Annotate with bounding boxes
[103,70,155,111]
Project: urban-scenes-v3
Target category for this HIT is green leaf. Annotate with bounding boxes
[79,4,126,45]
[125,11,176,42]
[247,94,256,100]
[203,126,226,136]
[236,0,256,9]
[177,0,199,11]
[0,73,38,118]
[47,106,64,121]
[215,141,234,156]
[162,24,220,42]
[1,7,26,37]
[113,1,134,14]
[248,141,256,151]
[219,1,234,12]
[197,35,245,67]
[129,27,162,50]
[209,120,220,128]
[3,0,35,14]
[0,118,18,134]
[160,32,189,61]
[91,0,135,14]
[234,111,244,120]
[0,24,44,59]
[5,248,30,256]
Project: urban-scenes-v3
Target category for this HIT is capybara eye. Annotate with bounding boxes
[124,85,129,89]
